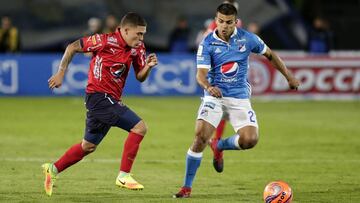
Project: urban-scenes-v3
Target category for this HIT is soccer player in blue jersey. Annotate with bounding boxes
[173,3,300,198]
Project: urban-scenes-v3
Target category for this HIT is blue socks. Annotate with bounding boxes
[183,149,202,188]
[182,134,240,188]
[217,134,240,150]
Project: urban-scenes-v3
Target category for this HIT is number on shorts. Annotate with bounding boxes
[248,110,255,123]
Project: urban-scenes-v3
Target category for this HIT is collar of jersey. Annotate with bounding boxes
[212,28,238,44]
[115,28,131,49]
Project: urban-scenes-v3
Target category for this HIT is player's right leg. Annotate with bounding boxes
[100,101,146,190]
[174,119,216,198]
[174,96,222,198]
[115,119,146,190]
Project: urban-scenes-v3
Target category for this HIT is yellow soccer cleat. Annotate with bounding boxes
[116,173,144,190]
[41,163,57,196]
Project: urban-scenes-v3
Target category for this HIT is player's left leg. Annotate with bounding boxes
[217,125,258,150]
[211,98,259,172]
[209,112,229,172]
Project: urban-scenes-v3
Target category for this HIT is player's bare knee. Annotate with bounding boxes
[81,141,97,154]
[131,120,147,136]
[192,129,209,151]
[239,132,258,149]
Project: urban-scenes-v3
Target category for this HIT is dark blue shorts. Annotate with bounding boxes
[83,92,141,145]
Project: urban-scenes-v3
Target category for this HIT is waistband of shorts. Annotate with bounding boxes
[86,92,120,102]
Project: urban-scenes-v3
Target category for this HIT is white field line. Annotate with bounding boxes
[0,157,359,164]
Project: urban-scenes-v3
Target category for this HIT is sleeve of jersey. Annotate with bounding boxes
[81,34,106,52]
[250,34,267,55]
[132,45,146,73]
[196,42,211,69]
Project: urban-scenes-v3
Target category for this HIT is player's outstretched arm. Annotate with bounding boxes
[263,48,300,90]
[196,68,222,98]
[136,53,158,82]
[48,40,83,89]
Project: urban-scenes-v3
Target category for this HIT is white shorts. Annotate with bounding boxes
[197,96,258,132]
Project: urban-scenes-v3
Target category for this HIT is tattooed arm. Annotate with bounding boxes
[48,40,83,89]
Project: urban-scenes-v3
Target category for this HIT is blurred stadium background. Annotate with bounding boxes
[0,0,360,202]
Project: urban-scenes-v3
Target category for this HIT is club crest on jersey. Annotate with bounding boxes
[239,44,246,52]
[131,48,137,56]
[221,62,239,78]
[110,63,126,78]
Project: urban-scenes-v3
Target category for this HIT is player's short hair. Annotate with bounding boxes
[120,12,147,27]
[217,3,238,16]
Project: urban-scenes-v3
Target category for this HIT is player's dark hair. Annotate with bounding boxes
[217,3,238,16]
[120,12,147,27]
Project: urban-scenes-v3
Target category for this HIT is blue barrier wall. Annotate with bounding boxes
[0,54,203,96]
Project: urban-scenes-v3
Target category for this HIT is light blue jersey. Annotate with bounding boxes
[197,28,267,99]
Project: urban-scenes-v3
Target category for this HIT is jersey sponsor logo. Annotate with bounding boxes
[107,36,119,47]
[221,61,239,78]
[107,36,117,44]
[110,63,126,78]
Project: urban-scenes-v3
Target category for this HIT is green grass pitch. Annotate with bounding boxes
[0,97,359,202]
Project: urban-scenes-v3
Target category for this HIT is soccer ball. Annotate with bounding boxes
[263,180,293,203]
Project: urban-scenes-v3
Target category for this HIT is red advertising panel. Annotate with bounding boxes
[248,56,360,99]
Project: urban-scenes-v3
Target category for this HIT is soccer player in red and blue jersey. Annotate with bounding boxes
[43,12,158,196]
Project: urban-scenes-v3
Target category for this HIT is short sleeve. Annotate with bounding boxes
[81,34,106,52]
[196,41,211,69]
[250,33,267,55]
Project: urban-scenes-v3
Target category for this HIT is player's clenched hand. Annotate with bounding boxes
[207,86,222,98]
[146,53,158,68]
[48,72,65,90]
[288,76,300,90]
